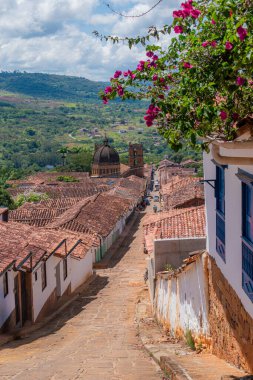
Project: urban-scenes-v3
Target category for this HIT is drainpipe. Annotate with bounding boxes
[212,144,253,166]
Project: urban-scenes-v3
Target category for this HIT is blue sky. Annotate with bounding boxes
[0,0,180,81]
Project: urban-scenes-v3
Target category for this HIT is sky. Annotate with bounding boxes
[0,0,181,81]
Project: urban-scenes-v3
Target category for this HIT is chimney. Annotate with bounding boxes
[0,207,9,222]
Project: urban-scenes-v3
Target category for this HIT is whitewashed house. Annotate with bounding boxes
[0,220,94,332]
[202,121,253,372]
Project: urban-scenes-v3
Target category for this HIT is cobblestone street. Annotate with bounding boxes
[0,213,162,380]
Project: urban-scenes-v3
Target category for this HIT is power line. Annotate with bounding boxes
[103,0,163,18]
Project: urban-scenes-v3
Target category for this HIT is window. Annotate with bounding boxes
[63,258,68,280]
[34,271,38,281]
[3,272,8,297]
[242,182,253,301]
[215,166,226,262]
[41,261,47,291]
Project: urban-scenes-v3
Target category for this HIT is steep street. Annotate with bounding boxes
[0,211,162,380]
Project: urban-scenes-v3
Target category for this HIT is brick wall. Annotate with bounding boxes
[208,256,253,373]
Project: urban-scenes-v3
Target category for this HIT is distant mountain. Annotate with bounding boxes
[0,72,106,101]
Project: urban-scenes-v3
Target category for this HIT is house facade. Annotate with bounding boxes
[0,221,94,332]
[203,130,253,372]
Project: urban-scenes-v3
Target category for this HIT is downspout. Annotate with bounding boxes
[212,144,253,166]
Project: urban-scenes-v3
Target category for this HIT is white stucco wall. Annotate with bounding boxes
[71,250,93,292]
[32,255,60,321]
[154,254,209,338]
[0,270,16,329]
[203,148,253,318]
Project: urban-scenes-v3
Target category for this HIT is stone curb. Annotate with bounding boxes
[0,273,97,348]
[137,325,192,380]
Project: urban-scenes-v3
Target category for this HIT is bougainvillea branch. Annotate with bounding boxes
[99,0,253,150]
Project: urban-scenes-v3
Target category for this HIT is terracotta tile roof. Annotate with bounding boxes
[106,176,146,203]
[47,193,133,238]
[143,206,206,255]
[0,221,96,275]
[161,176,204,210]
[9,197,84,227]
[159,166,196,186]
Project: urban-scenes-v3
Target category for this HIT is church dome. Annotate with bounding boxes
[93,138,120,165]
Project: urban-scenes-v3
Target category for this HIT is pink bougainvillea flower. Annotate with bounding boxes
[249,80,253,86]
[152,74,158,81]
[236,77,245,86]
[102,96,108,104]
[123,71,129,77]
[202,41,209,47]
[232,113,240,121]
[211,19,216,25]
[173,10,184,18]
[113,70,122,78]
[219,111,228,120]
[104,86,113,94]
[174,25,183,34]
[146,51,154,58]
[211,41,217,47]
[183,62,193,69]
[181,1,193,10]
[167,74,173,80]
[117,86,124,96]
[190,9,201,18]
[152,54,159,61]
[225,41,233,50]
[237,26,248,41]
[159,78,165,83]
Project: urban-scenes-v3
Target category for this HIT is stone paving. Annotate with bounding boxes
[0,213,163,380]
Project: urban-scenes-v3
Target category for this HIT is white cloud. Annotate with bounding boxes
[0,0,181,81]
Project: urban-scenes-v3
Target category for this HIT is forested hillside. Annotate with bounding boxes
[0,72,105,101]
[0,72,201,182]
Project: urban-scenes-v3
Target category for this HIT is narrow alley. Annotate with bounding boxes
[0,212,162,380]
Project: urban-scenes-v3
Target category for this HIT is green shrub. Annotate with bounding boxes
[185,329,196,351]
[56,175,79,182]
[14,192,49,208]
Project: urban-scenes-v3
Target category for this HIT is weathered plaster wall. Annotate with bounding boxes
[154,253,210,342]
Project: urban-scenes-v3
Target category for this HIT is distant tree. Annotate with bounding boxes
[0,187,15,209]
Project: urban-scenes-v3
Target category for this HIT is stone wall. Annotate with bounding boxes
[208,256,253,373]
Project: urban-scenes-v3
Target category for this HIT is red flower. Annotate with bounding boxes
[210,41,217,47]
[174,25,183,34]
[237,26,247,41]
[183,62,193,69]
[202,41,209,47]
[114,70,122,79]
[219,111,228,120]
[190,9,201,18]
[236,77,245,86]
[225,41,233,50]
[211,19,216,25]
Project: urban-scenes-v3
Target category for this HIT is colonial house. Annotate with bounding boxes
[160,176,204,211]
[46,193,135,263]
[144,205,206,300]
[0,219,95,332]
[202,121,253,371]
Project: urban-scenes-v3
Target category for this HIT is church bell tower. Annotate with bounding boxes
[128,143,144,177]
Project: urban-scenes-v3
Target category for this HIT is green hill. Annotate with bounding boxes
[0,72,105,101]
